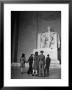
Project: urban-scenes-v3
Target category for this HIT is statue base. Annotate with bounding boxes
[33,48,60,68]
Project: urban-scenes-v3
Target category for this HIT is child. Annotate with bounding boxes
[20,53,26,74]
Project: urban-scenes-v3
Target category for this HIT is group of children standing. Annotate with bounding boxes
[20,51,51,77]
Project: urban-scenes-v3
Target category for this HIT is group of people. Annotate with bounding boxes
[20,51,51,77]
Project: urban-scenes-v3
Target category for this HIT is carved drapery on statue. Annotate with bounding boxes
[40,32,58,49]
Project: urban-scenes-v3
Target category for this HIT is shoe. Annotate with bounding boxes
[32,74,34,76]
[21,72,23,74]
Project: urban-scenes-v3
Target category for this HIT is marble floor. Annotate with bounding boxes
[11,66,61,79]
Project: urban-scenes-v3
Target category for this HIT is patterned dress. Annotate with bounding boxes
[33,55,39,75]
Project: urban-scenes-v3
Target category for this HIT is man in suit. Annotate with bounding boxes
[38,51,45,77]
[45,54,51,76]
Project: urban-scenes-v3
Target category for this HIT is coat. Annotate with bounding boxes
[39,54,45,65]
[46,56,51,68]
[33,55,39,70]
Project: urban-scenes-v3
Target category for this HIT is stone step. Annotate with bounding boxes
[50,60,59,64]
[12,62,61,69]
[50,63,61,68]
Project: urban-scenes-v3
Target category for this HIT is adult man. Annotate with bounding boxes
[38,51,45,77]
[27,54,33,74]
[45,54,51,76]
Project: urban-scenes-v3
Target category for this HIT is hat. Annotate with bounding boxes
[31,54,33,56]
[35,52,38,55]
[47,54,49,56]
[40,51,44,53]
[22,53,25,57]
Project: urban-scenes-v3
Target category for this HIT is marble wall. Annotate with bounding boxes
[11,11,61,62]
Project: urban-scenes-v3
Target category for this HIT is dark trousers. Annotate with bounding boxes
[44,66,49,76]
[28,64,32,74]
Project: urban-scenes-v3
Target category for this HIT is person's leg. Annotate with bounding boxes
[29,65,32,74]
[37,66,39,76]
[34,70,36,76]
[35,65,38,76]
[39,64,41,76]
[35,70,37,76]
[44,67,46,77]
[42,65,44,77]
[30,65,33,74]
[20,63,23,74]
[21,67,23,74]
[32,63,35,76]
[27,64,30,74]
[40,62,43,77]
[21,67,22,72]
[36,65,39,76]
[47,67,49,76]
[32,69,35,76]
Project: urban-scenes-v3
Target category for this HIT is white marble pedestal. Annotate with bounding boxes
[33,48,60,68]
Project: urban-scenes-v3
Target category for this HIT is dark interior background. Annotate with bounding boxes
[11,11,61,63]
